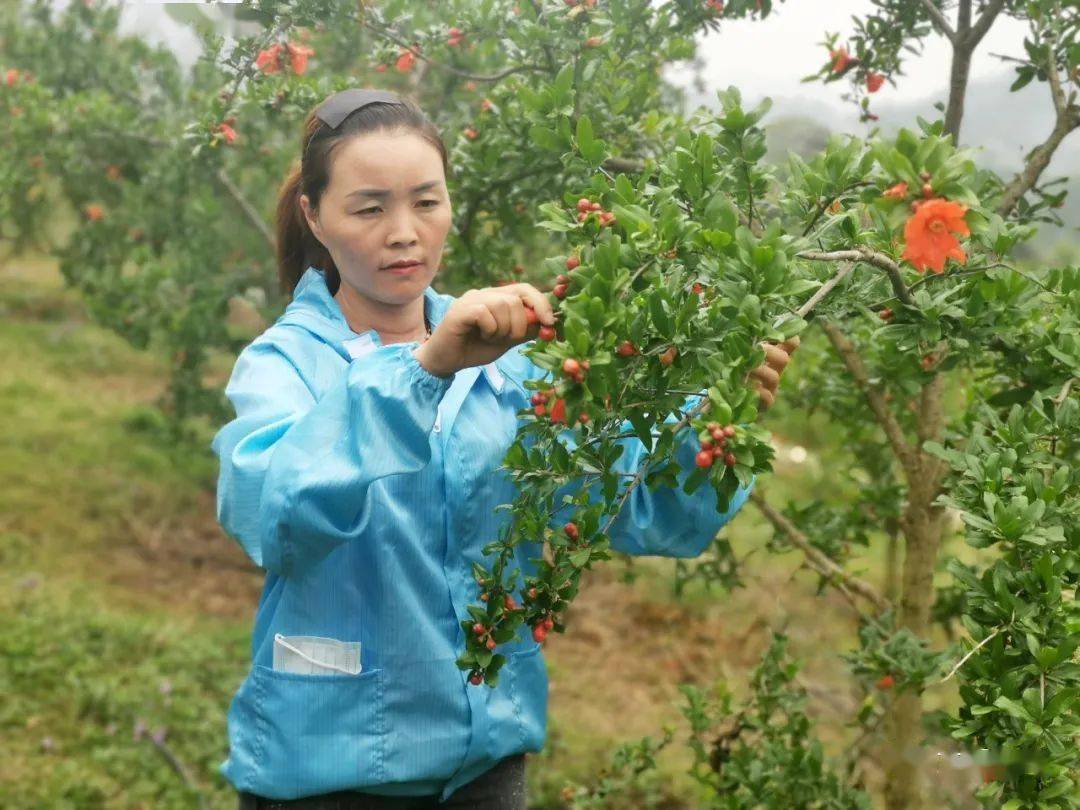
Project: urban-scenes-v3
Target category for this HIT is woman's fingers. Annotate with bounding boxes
[762,343,791,373]
[780,336,800,354]
[749,364,780,388]
[756,384,775,411]
[521,286,555,326]
[506,294,528,340]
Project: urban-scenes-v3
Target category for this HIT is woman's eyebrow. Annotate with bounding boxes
[346,181,442,199]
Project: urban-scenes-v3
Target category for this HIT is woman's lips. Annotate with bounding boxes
[383,262,422,275]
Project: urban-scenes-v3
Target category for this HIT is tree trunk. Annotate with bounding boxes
[882,376,948,809]
[943,42,972,143]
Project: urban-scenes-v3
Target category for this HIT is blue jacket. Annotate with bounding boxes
[211,266,754,802]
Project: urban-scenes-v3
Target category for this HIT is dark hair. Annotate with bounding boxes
[275,92,450,298]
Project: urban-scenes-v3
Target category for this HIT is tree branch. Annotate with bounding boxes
[796,247,914,308]
[917,0,957,44]
[215,168,275,251]
[819,320,919,479]
[966,0,1005,47]
[750,490,891,613]
[361,19,546,81]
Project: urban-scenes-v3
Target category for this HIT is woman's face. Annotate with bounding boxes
[300,129,452,307]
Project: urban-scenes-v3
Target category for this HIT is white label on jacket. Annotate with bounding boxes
[483,362,504,393]
[344,334,377,359]
[273,633,362,675]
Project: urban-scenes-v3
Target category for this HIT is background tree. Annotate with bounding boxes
[1,1,1075,807]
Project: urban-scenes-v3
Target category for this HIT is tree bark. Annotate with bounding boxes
[881,374,948,810]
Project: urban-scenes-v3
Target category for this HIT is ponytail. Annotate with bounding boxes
[274,160,337,298]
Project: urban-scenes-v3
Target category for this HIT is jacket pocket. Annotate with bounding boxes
[488,644,548,761]
[250,662,386,798]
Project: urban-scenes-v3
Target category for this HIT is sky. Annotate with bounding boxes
[668,0,1032,129]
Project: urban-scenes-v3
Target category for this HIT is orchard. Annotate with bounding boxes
[1,0,1077,808]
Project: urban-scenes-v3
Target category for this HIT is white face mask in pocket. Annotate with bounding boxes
[272,633,362,675]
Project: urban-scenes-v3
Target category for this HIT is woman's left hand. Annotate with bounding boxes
[749,336,799,412]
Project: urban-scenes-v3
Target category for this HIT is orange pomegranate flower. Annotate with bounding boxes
[286,42,314,75]
[85,204,105,221]
[900,198,970,274]
[216,123,238,145]
[830,46,853,73]
[6,68,19,86]
[396,50,416,72]
[882,181,908,200]
[255,43,284,74]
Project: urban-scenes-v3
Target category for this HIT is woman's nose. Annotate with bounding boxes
[386,208,420,246]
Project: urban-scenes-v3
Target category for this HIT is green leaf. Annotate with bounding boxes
[529,125,564,153]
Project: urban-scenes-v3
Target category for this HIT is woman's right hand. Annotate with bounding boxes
[413,283,557,378]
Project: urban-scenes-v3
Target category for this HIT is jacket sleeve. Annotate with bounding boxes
[543,391,755,558]
[211,339,453,577]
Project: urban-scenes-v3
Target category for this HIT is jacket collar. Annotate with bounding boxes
[277,266,527,396]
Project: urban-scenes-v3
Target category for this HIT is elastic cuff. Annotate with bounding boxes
[407,345,455,386]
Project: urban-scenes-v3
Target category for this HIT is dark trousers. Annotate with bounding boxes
[237,753,527,810]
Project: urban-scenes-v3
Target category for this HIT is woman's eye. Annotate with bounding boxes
[356,200,439,216]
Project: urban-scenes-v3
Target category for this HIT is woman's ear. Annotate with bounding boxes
[299,193,323,242]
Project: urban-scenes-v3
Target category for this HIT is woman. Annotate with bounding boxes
[212,88,795,809]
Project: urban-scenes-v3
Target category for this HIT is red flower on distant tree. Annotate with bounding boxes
[255,43,284,74]
[866,71,885,93]
[830,45,854,73]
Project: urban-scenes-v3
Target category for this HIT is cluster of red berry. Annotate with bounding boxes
[694,422,738,468]
[532,613,556,643]
[575,197,616,227]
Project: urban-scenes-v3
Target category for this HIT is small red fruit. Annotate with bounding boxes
[723,452,737,467]
[879,308,893,321]
[473,622,486,635]
[921,182,933,198]
[556,274,571,285]
[564,522,579,540]
[532,625,548,642]
[504,595,517,610]
[590,202,601,211]
[534,404,547,417]
[659,346,678,366]
[542,616,555,631]
[692,283,703,295]
[538,325,557,341]
[565,254,580,270]
[723,425,736,437]
[563,358,581,376]
[711,428,725,442]
[578,412,590,424]
[876,674,896,690]
[577,211,590,223]
[463,127,478,140]
[577,198,591,213]
[479,592,489,601]
[616,340,637,357]
[527,587,538,599]
[469,672,483,685]
[553,284,568,299]
[695,450,714,468]
[486,637,497,650]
